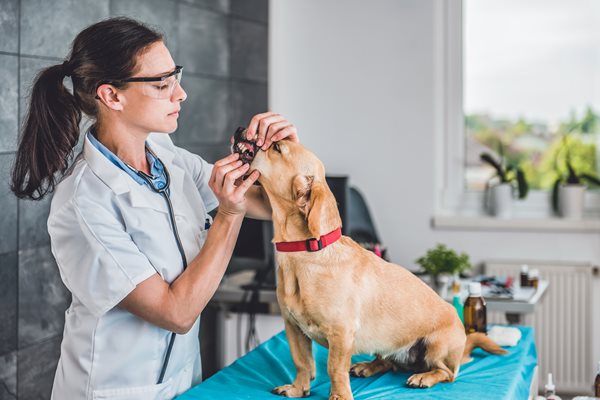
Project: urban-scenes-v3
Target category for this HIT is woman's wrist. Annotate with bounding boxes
[215,207,246,221]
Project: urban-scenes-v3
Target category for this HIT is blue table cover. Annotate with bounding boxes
[179,326,537,400]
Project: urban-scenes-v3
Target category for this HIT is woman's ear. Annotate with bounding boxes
[292,175,331,238]
[96,84,124,111]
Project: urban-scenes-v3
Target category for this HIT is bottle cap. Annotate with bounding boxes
[468,282,482,296]
[597,361,600,374]
[545,373,555,392]
[520,264,529,273]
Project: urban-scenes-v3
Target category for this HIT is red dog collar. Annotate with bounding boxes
[275,227,342,252]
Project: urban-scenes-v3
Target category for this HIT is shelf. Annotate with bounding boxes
[432,214,600,233]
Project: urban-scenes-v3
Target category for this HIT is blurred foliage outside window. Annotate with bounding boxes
[465,108,599,191]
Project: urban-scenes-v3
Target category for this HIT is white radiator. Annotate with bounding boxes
[484,260,595,394]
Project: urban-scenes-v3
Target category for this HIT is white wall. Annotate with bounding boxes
[270,0,600,385]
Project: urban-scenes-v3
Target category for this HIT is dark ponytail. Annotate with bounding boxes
[11,17,163,200]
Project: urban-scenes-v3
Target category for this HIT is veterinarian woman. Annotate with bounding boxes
[10,17,298,400]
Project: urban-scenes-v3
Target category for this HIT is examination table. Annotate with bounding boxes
[179,326,537,399]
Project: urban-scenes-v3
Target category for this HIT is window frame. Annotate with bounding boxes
[434,0,600,218]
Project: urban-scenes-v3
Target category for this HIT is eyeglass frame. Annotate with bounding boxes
[95,65,183,99]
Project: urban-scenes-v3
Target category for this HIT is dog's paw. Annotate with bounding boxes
[406,372,436,388]
[349,359,392,378]
[329,386,354,400]
[271,384,310,398]
[329,394,353,400]
[349,361,374,378]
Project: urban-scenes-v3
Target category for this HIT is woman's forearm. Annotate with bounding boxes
[245,185,273,220]
[167,210,245,331]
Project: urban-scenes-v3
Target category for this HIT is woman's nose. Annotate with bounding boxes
[173,81,187,103]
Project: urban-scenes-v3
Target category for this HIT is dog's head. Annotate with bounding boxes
[248,138,342,238]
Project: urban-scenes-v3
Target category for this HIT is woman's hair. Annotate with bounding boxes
[11,17,163,200]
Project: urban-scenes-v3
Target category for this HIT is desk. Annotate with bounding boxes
[180,326,538,400]
[211,273,278,305]
[212,272,549,323]
[439,279,548,324]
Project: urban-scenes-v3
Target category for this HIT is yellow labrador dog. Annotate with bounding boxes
[241,137,506,400]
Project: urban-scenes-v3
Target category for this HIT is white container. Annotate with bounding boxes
[558,184,585,219]
[488,183,513,218]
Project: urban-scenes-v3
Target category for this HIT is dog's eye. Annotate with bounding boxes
[273,142,281,153]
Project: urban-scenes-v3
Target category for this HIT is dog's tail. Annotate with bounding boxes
[461,332,508,364]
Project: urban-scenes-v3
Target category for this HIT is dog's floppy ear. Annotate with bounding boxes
[293,175,333,238]
[293,175,314,216]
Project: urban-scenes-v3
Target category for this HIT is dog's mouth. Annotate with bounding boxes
[231,127,259,165]
[231,126,261,186]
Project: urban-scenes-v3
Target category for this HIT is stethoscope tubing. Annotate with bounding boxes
[127,150,188,384]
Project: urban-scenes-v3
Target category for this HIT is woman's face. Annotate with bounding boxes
[118,41,187,134]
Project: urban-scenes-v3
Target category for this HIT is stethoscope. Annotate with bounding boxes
[125,147,187,385]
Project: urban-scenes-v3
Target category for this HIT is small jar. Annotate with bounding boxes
[529,269,539,289]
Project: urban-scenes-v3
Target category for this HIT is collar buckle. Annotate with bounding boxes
[305,237,323,252]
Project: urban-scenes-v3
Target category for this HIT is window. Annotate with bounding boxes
[436,0,600,217]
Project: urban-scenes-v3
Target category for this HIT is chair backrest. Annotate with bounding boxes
[326,176,350,235]
[348,186,381,244]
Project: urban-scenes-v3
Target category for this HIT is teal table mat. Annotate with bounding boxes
[179,325,537,399]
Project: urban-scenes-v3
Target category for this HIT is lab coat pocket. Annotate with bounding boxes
[173,362,195,397]
[198,228,209,248]
[92,378,174,400]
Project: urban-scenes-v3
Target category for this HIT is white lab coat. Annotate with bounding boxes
[48,132,219,400]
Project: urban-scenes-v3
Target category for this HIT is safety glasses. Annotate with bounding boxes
[96,66,183,100]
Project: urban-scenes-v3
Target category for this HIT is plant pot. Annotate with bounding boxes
[430,274,450,296]
[487,183,513,218]
[558,184,585,219]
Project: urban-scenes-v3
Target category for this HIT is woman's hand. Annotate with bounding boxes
[245,111,300,151]
[209,153,260,217]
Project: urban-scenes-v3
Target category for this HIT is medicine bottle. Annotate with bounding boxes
[520,264,530,287]
[463,282,486,334]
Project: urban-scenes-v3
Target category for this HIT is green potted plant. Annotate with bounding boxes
[480,141,529,218]
[552,135,600,219]
[415,244,471,292]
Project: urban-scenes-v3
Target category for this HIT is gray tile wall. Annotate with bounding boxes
[0,0,268,398]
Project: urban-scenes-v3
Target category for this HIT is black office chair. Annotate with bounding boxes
[347,186,387,260]
[347,186,380,242]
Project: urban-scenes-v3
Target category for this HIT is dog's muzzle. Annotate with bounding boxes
[231,127,259,165]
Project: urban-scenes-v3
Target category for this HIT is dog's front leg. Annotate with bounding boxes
[327,329,354,400]
[272,319,314,398]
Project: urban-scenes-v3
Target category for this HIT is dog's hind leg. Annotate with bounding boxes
[349,355,393,378]
[406,329,464,388]
[272,319,315,398]
[406,360,454,388]
[327,328,355,400]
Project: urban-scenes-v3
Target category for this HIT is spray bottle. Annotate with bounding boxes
[451,274,464,323]
[544,373,562,400]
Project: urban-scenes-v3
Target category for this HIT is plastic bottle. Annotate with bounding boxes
[544,373,562,400]
[451,275,464,323]
[520,264,530,287]
[463,282,486,334]
[595,361,600,397]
